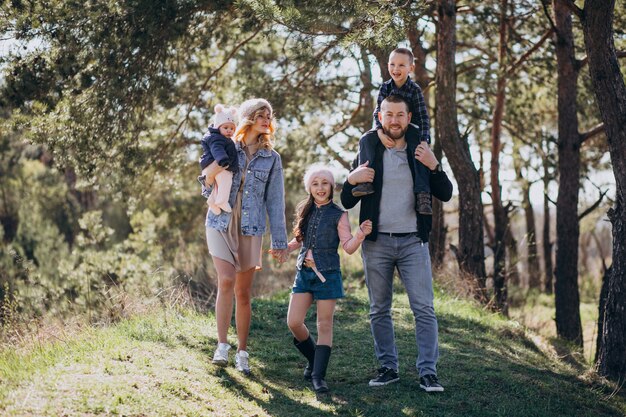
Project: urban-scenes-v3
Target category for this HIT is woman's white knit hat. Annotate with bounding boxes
[303,165,335,193]
[213,104,238,128]
[238,98,273,121]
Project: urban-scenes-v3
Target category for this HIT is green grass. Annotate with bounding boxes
[1,283,624,417]
[509,290,600,364]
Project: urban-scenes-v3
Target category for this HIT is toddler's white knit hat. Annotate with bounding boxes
[303,165,335,194]
[213,104,238,128]
[238,98,273,121]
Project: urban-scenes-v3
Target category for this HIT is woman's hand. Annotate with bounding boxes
[269,248,289,263]
[202,160,227,187]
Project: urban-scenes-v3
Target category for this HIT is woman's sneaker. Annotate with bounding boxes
[235,350,251,375]
[212,343,231,366]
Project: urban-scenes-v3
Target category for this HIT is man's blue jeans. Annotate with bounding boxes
[362,234,439,377]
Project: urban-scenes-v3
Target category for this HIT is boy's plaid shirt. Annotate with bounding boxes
[373,76,431,143]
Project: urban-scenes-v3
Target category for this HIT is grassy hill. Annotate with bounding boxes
[1,283,624,417]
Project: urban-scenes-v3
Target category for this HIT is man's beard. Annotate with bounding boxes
[383,124,408,140]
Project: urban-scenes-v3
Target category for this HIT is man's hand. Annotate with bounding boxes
[414,142,439,170]
[348,161,375,185]
[377,129,394,149]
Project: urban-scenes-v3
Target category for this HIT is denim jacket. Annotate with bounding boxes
[296,202,344,272]
[203,142,288,249]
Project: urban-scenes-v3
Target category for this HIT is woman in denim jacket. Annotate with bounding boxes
[203,98,288,375]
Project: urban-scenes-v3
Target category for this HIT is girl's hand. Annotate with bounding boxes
[359,220,373,236]
[269,248,289,263]
[377,129,395,148]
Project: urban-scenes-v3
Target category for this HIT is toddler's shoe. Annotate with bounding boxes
[212,343,231,366]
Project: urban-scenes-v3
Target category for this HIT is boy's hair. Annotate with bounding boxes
[390,47,414,63]
[382,94,410,113]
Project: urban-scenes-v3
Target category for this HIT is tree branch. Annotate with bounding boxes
[505,27,554,77]
[579,123,605,144]
[280,41,338,86]
[562,0,583,19]
[540,0,558,33]
[457,42,498,62]
[578,189,608,221]
[458,61,487,76]
[160,27,263,156]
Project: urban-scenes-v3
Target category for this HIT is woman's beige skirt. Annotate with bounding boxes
[206,188,263,272]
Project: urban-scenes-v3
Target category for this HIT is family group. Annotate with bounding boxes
[198,48,453,394]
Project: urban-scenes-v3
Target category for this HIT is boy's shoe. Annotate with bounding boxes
[352,182,375,197]
[419,374,444,392]
[368,367,399,387]
[417,192,432,215]
[212,343,231,366]
[235,350,251,375]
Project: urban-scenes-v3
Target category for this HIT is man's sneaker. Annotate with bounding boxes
[419,374,444,392]
[417,192,432,215]
[368,367,399,387]
[352,182,375,197]
[235,350,251,375]
[212,343,230,366]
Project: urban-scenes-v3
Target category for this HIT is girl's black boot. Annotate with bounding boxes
[311,345,332,393]
[293,336,316,381]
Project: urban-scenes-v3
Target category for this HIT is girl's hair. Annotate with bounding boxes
[233,107,275,150]
[292,188,334,242]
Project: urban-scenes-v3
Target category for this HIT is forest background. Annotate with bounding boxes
[0,0,625,385]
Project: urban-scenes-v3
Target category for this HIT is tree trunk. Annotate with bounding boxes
[581,0,626,381]
[436,0,487,296]
[553,0,583,347]
[369,45,391,83]
[523,179,541,289]
[408,22,447,268]
[543,146,554,294]
[505,222,520,288]
[594,266,610,364]
[430,138,447,268]
[489,0,509,314]
[359,47,376,132]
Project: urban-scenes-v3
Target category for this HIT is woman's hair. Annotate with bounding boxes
[292,187,334,242]
[233,106,275,150]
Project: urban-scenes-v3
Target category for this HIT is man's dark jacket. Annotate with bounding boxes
[340,130,453,242]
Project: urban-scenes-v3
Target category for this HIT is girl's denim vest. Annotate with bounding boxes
[203,143,288,249]
[297,202,345,273]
